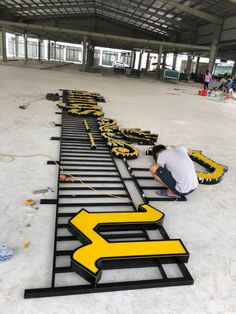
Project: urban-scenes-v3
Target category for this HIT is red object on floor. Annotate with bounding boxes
[201,89,208,96]
[198,90,202,95]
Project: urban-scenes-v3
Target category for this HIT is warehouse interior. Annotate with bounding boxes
[0,1,236,314]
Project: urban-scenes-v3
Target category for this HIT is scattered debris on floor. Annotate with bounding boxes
[32,188,49,195]
[25,199,36,206]
[32,186,55,194]
[19,104,29,110]
[0,245,14,262]
[23,241,29,249]
[47,121,56,127]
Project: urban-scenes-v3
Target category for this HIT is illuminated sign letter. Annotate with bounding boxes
[68,204,189,285]
[191,150,228,184]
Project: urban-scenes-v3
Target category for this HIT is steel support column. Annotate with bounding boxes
[146,51,150,71]
[138,50,143,70]
[162,52,167,68]
[0,31,2,58]
[155,45,163,80]
[129,51,133,67]
[195,56,200,73]
[132,51,136,69]
[208,24,223,73]
[99,49,103,66]
[172,52,177,70]
[54,41,56,61]
[1,26,7,62]
[48,40,50,61]
[24,32,28,64]
[185,55,193,81]
[82,35,87,72]
[38,39,41,63]
[87,40,94,68]
[15,34,19,58]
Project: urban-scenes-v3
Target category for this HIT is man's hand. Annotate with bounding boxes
[187,149,193,156]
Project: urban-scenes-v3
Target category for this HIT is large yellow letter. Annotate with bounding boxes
[191,150,228,184]
[68,204,189,285]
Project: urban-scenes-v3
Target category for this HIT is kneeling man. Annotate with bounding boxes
[149,145,198,197]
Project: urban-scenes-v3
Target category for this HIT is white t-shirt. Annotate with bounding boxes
[157,146,199,193]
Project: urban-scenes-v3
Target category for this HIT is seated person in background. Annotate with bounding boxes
[149,145,199,197]
[227,76,233,92]
[221,76,233,95]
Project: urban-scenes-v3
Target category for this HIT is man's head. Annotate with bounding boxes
[152,145,166,162]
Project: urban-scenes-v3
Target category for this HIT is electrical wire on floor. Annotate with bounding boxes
[0,153,133,202]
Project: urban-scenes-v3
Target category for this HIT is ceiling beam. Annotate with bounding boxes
[0,20,211,51]
[22,13,167,40]
[158,0,223,24]
[19,13,170,37]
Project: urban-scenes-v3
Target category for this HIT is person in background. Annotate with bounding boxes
[227,76,233,92]
[203,70,212,90]
[149,145,199,198]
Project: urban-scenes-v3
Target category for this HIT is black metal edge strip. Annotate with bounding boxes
[24,276,193,299]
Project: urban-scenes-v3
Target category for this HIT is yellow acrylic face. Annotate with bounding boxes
[70,104,102,110]
[107,138,139,159]
[68,91,100,98]
[67,98,96,104]
[120,128,158,144]
[57,102,67,108]
[97,118,119,133]
[191,150,228,184]
[69,204,188,283]
[101,131,116,139]
[68,108,104,117]
[97,118,139,159]
[97,118,118,128]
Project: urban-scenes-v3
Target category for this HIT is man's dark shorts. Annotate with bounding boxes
[155,166,195,196]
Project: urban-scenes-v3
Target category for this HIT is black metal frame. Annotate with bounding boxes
[24,110,193,299]
[123,162,187,202]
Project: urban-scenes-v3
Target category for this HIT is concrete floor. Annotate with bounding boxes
[0,63,235,314]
